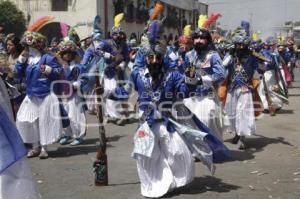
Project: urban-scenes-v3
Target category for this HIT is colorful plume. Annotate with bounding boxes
[203,13,221,28]
[60,22,69,38]
[114,13,124,28]
[183,25,192,37]
[27,16,55,32]
[198,15,208,29]
[150,2,164,20]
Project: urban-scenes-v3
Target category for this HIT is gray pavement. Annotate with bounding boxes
[29,69,300,199]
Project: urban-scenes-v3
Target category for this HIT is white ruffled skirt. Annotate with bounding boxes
[16,93,62,146]
[63,94,86,138]
[135,122,195,198]
[258,70,284,110]
[225,88,256,136]
[183,94,228,140]
[103,76,125,119]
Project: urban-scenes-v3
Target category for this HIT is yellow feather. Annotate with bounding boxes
[114,13,124,28]
[252,31,258,41]
[183,25,192,37]
[198,15,208,29]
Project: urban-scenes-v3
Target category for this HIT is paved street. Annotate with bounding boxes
[29,69,300,199]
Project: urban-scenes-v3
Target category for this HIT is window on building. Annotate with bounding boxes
[51,0,68,11]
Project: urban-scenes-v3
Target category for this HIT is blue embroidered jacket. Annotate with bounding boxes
[226,54,262,92]
[184,49,225,96]
[15,54,63,98]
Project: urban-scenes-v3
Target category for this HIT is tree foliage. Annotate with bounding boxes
[0,1,26,37]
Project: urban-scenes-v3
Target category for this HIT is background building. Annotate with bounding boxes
[7,0,207,41]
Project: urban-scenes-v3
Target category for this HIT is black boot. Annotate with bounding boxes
[238,136,246,150]
[231,134,240,144]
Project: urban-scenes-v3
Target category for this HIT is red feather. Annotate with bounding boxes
[203,13,221,28]
[27,16,55,32]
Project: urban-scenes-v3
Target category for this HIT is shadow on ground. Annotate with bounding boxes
[276,109,295,114]
[224,135,293,162]
[49,144,114,158]
[163,176,240,197]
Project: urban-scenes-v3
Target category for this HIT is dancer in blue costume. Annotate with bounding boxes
[225,28,265,150]
[14,32,63,159]
[183,27,227,140]
[58,40,88,146]
[111,20,230,198]
[259,37,286,112]
[81,15,104,114]
[95,13,130,124]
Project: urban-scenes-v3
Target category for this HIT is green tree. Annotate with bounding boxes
[0,1,26,37]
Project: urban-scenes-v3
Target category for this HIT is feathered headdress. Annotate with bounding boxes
[58,40,78,55]
[231,27,250,44]
[142,20,166,56]
[21,31,47,49]
[112,13,124,34]
[150,2,164,21]
[27,16,55,32]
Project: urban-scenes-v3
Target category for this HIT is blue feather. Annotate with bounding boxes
[241,20,250,36]
[148,21,162,44]
[93,15,102,33]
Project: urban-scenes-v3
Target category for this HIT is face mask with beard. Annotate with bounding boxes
[148,63,162,78]
[235,47,249,58]
[194,42,207,53]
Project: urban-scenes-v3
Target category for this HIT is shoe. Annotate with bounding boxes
[238,137,246,150]
[59,136,72,145]
[231,134,240,144]
[27,149,41,158]
[70,138,83,146]
[39,150,49,159]
[116,119,127,126]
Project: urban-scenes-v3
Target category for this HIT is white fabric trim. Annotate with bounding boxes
[17,55,27,64]
[44,65,52,75]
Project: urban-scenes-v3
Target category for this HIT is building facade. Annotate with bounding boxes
[8,0,208,40]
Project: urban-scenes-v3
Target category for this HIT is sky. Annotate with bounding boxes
[201,0,300,38]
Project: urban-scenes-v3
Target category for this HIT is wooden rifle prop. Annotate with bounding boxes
[93,59,108,186]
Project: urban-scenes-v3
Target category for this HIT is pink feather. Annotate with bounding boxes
[60,22,69,38]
